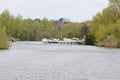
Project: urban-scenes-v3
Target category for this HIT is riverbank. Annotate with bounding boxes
[95,40,120,48]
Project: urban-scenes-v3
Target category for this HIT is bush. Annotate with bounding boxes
[85,34,96,45]
[117,39,120,48]
[0,28,10,49]
[102,35,117,47]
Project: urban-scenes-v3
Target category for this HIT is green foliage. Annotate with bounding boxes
[85,34,96,45]
[0,10,56,41]
[117,39,120,47]
[0,28,9,49]
[90,0,120,47]
[109,0,120,12]
[0,9,90,43]
[57,23,82,38]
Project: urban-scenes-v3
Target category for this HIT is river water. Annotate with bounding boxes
[0,41,120,80]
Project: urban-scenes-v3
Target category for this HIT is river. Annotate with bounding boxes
[0,41,120,80]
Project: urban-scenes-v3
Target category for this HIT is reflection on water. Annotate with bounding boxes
[0,41,120,80]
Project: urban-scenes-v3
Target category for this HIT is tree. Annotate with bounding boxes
[57,23,82,38]
[109,0,120,10]
[90,0,120,47]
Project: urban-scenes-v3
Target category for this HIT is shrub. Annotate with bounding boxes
[117,39,120,48]
[0,28,10,49]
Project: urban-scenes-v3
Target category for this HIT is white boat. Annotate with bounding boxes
[42,38,83,44]
[42,38,59,43]
[48,38,59,43]
[42,38,48,43]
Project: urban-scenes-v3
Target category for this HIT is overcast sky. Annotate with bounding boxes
[0,0,109,22]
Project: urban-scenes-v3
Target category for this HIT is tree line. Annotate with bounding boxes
[0,10,89,49]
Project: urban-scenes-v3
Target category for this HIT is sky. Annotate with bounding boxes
[0,0,109,22]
